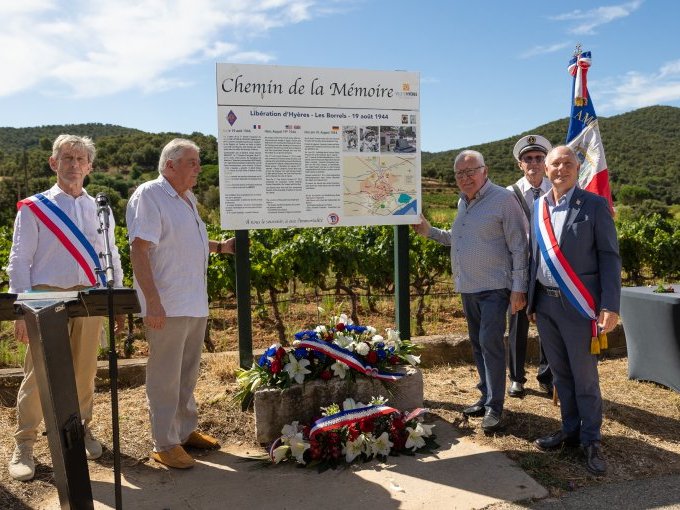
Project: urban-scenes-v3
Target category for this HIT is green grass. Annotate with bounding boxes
[422,189,458,207]
[0,336,27,368]
[422,189,458,224]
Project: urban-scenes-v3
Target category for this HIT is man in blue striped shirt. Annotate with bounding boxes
[414,149,528,432]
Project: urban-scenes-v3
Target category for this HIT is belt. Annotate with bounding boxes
[537,283,561,297]
[33,284,90,291]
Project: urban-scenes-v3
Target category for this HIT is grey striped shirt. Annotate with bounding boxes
[428,179,529,294]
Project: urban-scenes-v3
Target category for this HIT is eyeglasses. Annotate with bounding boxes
[454,165,485,179]
[521,155,545,164]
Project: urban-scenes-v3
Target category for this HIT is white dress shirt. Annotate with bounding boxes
[7,184,123,293]
[507,176,552,211]
[537,186,577,288]
[126,176,209,317]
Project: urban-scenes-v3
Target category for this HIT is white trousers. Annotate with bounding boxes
[145,316,207,452]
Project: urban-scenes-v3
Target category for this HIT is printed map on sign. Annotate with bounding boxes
[343,155,417,216]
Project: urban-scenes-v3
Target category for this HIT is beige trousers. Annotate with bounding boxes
[14,315,104,446]
[145,316,207,452]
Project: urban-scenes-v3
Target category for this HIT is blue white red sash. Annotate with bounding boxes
[296,337,405,381]
[18,193,105,287]
[310,405,398,438]
[534,195,598,337]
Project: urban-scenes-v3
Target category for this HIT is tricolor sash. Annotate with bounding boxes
[534,195,606,353]
[309,405,398,438]
[18,193,105,287]
[309,405,429,439]
[296,337,405,381]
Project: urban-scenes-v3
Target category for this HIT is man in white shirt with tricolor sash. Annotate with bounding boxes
[7,134,124,481]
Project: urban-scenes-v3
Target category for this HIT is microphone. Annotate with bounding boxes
[96,192,110,229]
[96,193,115,287]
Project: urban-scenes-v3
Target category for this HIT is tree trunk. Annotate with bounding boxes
[268,286,288,345]
[336,281,360,325]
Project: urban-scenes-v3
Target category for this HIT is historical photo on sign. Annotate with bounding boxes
[381,126,417,153]
[343,126,358,152]
[359,126,379,153]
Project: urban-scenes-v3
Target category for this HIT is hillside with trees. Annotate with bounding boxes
[0,105,678,229]
[422,105,680,207]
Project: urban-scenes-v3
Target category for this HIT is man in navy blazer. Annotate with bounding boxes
[526,145,621,476]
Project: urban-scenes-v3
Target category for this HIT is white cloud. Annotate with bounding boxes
[599,59,680,111]
[229,51,276,63]
[519,42,571,60]
[0,0,326,98]
[551,0,643,35]
[202,42,239,60]
[0,0,56,16]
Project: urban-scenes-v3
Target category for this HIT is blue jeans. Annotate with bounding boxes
[461,289,510,414]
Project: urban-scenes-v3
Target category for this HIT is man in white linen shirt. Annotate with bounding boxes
[7,134,124,481]
[127,138,236,469]
[413,149,528,432]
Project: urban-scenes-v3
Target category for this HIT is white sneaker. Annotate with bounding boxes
[84,429,103,460]
[8,443,35,481]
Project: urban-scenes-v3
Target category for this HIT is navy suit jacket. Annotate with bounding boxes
[527,187,621,316]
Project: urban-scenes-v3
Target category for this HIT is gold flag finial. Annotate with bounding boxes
[573,43,583,57]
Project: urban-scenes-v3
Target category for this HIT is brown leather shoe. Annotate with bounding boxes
[183,431,220,449]
[151,446,195,469]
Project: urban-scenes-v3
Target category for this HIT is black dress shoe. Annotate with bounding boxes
[508,381,525,398]
[481,409,502,432]
[534,430,580,451]
[462,402,485,417]
[584,443,607,475]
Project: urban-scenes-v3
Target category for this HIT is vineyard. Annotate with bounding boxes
[1,213,679,366]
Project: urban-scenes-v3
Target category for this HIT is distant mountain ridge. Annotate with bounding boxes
[0,123,145,152]
[1,105,679,204]
[421,105,680,204]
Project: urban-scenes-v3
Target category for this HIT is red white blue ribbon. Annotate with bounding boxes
[568,51,591,104]
[534,195,598,336]
[566,50,613,213]
[404,407,429,423]
[296,337,405,381]
[18,193,104,287]
[310,405,398,438]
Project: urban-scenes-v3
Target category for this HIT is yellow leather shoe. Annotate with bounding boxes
[151,446,195,469]
[183,431,220,449]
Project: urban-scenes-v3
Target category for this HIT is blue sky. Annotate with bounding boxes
[1,0,679,152]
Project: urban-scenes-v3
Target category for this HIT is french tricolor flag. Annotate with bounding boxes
[566,49,614,214]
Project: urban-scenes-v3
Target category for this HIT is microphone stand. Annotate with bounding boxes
[97,196,123,510]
